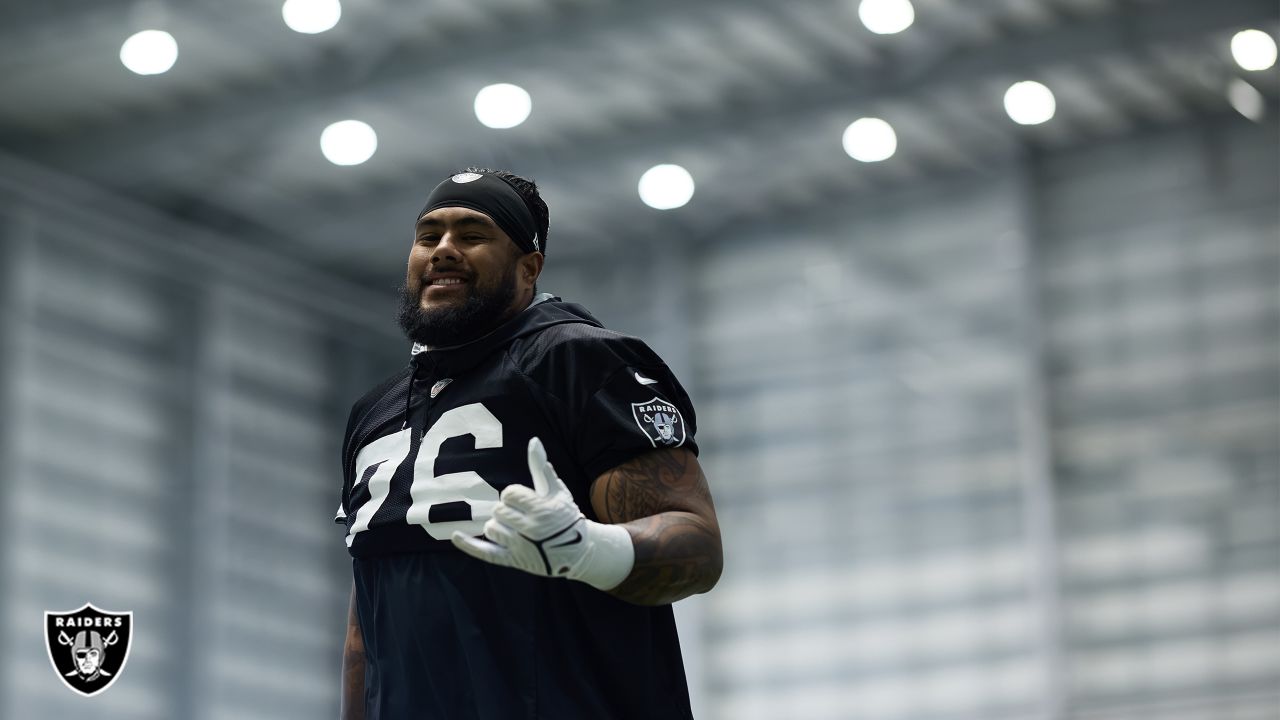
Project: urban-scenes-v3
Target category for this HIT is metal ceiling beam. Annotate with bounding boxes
[12,0,1270,294]
[88,0,1258,264]
[323,0,1275,232]
[12,0,1274,180]
[10,0,800,156]
[18,0,1063,175]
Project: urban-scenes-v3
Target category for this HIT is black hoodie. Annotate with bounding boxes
[336,297,698,719]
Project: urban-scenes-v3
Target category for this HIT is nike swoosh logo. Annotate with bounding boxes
[545,529,584,548]
[635,372,657,385]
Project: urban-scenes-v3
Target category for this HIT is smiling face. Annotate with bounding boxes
[397,206,543,347]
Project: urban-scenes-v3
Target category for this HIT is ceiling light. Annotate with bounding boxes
[859,0,915,35]
[474,84,532,129]
[1227,79,1266,122]
[283,0,342,34]
[119,30,178,76]
[638,164,695,210]
[320,120,377,166]
[1231,29,1277,71]
[842,117,897,162]
[1003,81,1056,125]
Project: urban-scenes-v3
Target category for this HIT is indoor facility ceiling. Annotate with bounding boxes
[0,0,1275,285]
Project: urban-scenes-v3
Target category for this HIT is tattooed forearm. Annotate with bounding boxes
[340,586,366,720]
[607,511,721,605]
[591,448,723,606]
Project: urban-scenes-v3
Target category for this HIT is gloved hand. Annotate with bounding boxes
[451,437,635,591]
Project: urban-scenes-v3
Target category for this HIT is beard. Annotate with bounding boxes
[396,263,518,348]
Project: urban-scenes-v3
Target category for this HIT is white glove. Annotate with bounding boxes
[451,437,635,591]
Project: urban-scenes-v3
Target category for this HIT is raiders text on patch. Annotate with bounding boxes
[53,617,123,628]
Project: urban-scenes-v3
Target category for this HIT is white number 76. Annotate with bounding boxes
[345,403,503,547]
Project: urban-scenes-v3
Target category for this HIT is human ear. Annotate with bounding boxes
[520,251,545,285]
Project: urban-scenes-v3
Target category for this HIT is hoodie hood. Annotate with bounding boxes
[398,296,603,428]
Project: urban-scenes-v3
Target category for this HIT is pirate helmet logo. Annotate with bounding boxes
[44,603,133,697]
[630,397,686,448]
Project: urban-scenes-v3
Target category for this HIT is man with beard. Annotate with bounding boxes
[336,168,722,720]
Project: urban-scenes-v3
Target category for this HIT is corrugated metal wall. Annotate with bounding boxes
[1042,122,1280,718]
[0,166,402,719]
[4,223,193,719]
[695,169,1043,720]
[693,117,1279,720]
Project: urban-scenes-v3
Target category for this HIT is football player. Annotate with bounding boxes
[336,168,722,719]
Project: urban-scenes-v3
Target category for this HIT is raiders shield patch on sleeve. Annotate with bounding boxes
[630,397,686,448]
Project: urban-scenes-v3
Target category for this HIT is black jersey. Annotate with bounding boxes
[335,297,699,720]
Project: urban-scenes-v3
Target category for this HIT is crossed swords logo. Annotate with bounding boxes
[56,629,119,680]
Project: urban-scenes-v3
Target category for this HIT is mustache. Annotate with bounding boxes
[417,268,473,286]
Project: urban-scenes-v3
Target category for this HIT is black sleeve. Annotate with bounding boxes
[575,361,699,480]
[520,326,699,482]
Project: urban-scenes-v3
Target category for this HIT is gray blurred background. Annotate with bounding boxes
[1,0,1277,718]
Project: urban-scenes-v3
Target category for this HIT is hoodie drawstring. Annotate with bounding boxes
[404,353,437,430]
[402,362,417,429]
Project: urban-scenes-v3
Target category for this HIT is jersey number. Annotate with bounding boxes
[345,403,502,547]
